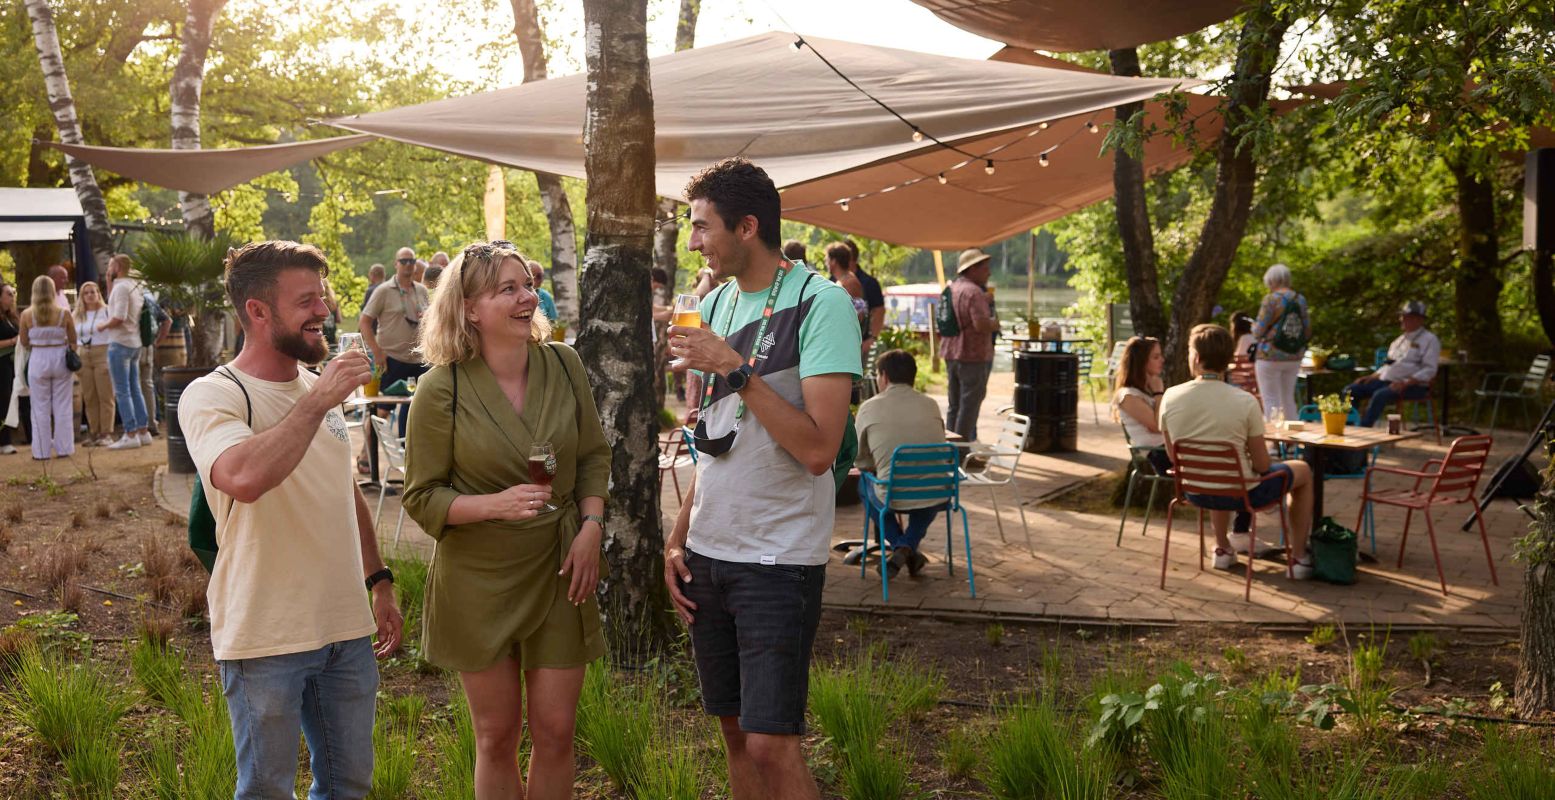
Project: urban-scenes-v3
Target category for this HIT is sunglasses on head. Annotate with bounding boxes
[692,419,738,458]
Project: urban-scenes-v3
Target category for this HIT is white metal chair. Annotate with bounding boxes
[1473,354,1551,432]
[957,411,1033,555]
[370,414,409,546]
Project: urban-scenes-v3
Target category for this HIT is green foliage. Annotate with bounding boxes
[1467,728,1555,800]
[1307,623,1337,648]
[370,694,424,800]
[810,648,943,762]
[939,725,981,781]
[134,232,234,317]
[1316,393,1350,415]
[985,697,1114,800]
[576,664,656,794]
[427,687,476,800]
[130,631,192,710]
[838,739,912,800]
[62,731,122,800]
[4,646,129,759]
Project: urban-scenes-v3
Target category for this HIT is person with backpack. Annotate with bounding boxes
[100,254,151,450]
[1250,263,1311,423]
[179,240,402,799]
[139,287,171,437]
[664,157,861,800]
[937,248,1001,441]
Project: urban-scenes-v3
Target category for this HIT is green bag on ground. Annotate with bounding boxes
[1310,517,1358,585]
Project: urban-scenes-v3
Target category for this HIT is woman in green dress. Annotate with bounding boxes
[402,241,611,800]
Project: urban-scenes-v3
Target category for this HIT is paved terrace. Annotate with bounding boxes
[157,371,1532,632]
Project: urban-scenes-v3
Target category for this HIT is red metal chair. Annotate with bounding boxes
[1161,439,1294,600]
[1356,434,1496,596]
[658,427,695,503]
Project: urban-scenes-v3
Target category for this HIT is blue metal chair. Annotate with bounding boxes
[858,444,974,602]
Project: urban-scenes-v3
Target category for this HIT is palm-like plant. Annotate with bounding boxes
[135,232,233,368]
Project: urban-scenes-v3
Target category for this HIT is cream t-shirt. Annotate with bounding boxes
[179,364,376,661]
[1157,376,1265,487]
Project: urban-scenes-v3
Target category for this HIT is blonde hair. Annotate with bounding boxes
[417,241,552,366]
[29,275,62,327]
[74,280,103,318]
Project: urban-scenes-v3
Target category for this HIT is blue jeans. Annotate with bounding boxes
[1345,378,1430,427]
[859,477,945,552]
[107,343,148,432]
[219,637,379,800]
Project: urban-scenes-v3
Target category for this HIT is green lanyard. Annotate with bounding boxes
[700,260,792,422]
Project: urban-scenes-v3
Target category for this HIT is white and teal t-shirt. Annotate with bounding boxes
[687,264,862,566]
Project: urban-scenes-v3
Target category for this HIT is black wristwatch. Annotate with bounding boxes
[365,567,394,592]
[725,364,755,392]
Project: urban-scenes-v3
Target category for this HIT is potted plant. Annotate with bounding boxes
[135,232,234,474]
[1316,393,1350,435]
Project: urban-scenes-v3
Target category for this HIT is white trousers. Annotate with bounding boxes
[1254,359,1301,421]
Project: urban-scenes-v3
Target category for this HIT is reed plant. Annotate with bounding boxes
[428,687,477,800]
[1466,728,1555,800]
[4,646,128,758]
[985,697,1114,800]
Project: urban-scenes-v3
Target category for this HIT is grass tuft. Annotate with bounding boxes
[70,510,86,529]
[58,580,85,614]
[62,730,122,799]
[371,694,425,800]
[839,739,912,800]
[0,523,12,553]
[1466,728,1555,800]
[35,541,85,593]
[94,502,111,519]
[577,663,656,792]
[4,646,129,758]
[5,502,22,522]
[428,687,477,800]
[940,725,981,781]
[984,697,1113,800]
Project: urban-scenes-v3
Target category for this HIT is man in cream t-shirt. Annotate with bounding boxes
[180,240,402,800]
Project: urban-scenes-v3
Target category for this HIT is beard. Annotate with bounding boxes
[271,324,328,364]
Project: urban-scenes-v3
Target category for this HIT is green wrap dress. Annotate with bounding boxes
[402,342,611,672]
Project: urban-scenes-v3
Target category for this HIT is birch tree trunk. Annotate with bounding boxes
[509,0,580,330]
[652,0,700,408]
[1160,0,1291,383]
[24,0,114,275]
[580,0,675,659]
[171,0,228,242]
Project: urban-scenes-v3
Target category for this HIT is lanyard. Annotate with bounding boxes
[699,261,792,421]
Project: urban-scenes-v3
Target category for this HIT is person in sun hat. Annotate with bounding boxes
[1343,300,1440,427]
[939,247,1001,441]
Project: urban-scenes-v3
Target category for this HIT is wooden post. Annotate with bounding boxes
[931,250,946,372]
[1026,230,1037,332]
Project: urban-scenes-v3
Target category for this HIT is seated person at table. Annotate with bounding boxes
[1159,324,1314,579]
[1344,300,1439,427]
[855,349,947,578]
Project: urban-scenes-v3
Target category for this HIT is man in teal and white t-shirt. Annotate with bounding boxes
[664,157,860,800]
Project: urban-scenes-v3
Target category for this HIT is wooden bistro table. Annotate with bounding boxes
[1261,424,1420,534]
[343,394,414,489]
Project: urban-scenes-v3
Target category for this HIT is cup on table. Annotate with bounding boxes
[1387,414,1402,435]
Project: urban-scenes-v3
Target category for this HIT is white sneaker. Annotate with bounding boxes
[0,445,15,455]
[1213,548,1238,571]
[107,435,142,451]
[137,431,153,446]
[1291,557,1315,581]
[1228,532,1252,555]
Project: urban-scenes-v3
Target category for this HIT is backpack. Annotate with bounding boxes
[1269,294,1309,354]
[138,288,158,347]
[703,268,859,493]
[935,284,960,338]
[188,368,251,573]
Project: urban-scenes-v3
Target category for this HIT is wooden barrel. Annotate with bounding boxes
[155,340,187,370]
[163,366,212,475]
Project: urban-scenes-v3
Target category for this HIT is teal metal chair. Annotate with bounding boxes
[859,444,974,602]
[1116,427,1173,545]
[1473,354,1551,432]
[1076,347,1101,423]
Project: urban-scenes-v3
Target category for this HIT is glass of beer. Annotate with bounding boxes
[670,294,701,369]
[528,441,558,513]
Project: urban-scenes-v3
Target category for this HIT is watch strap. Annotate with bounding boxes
[582,514,607,529]
[365,567,394,591]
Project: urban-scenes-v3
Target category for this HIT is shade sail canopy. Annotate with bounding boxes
[0,220,77,242]
[328,33,1194,204]
[910,0,1248,52]
[40,135,374,195]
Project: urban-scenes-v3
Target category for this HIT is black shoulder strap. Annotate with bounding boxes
[704,282,730,335]
[547,344,581,421]
[795,270,818,348]
[215,367,252,427]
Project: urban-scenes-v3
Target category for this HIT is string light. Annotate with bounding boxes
[984,160,996,175]
[839,199,849,211]
[937,173,947,184]
[911,128,924,142]
[1086,120,1099,134]
[1039,152,1049,167]
[1039,121,1049,130]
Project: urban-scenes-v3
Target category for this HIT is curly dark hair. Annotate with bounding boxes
[684,157,781,250]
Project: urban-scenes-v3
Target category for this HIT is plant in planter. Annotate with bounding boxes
[1316,393,1350,435]
[134,232,233,369]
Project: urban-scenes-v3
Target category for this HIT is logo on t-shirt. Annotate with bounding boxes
[757,332,777,360]
[324,409,350,443]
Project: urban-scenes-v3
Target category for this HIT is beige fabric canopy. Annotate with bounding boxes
[910,0,1249,52]
[41,135,374,195]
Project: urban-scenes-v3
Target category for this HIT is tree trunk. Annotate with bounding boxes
[1161,1,1291,383]
[1449,158,1506,362]
[1108,46,1167,343]
[509,0,580,331]
[580,0,675,660]
[1536,249,1555,348]
[1517,476,1555,716]
[171,0,227,241]
[24,0,114,275]
[650,0,700,409]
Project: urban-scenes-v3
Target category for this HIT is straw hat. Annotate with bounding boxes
[956,248,992,273]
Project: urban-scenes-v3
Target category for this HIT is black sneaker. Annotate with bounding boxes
[881,548,908,578]
[907,549,928,576]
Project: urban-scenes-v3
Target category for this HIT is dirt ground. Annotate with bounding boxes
[0,445,1545,798]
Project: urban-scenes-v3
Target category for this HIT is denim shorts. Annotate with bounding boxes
[681,548,826,735]
[1186,463,1291,511]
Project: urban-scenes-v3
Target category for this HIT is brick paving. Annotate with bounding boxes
[156,370,1534,631]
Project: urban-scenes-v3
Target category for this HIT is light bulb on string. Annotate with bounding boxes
[984,160,996,175]
[1085,121,1099,134]
[911,128,924,143]
[1039,121,1049,130]
[937,173,947,184]
[839,199,850,212]
[1039,152,1050,167]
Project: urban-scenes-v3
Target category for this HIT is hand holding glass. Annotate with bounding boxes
[528,442,558,513]
[669,294,701,368]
